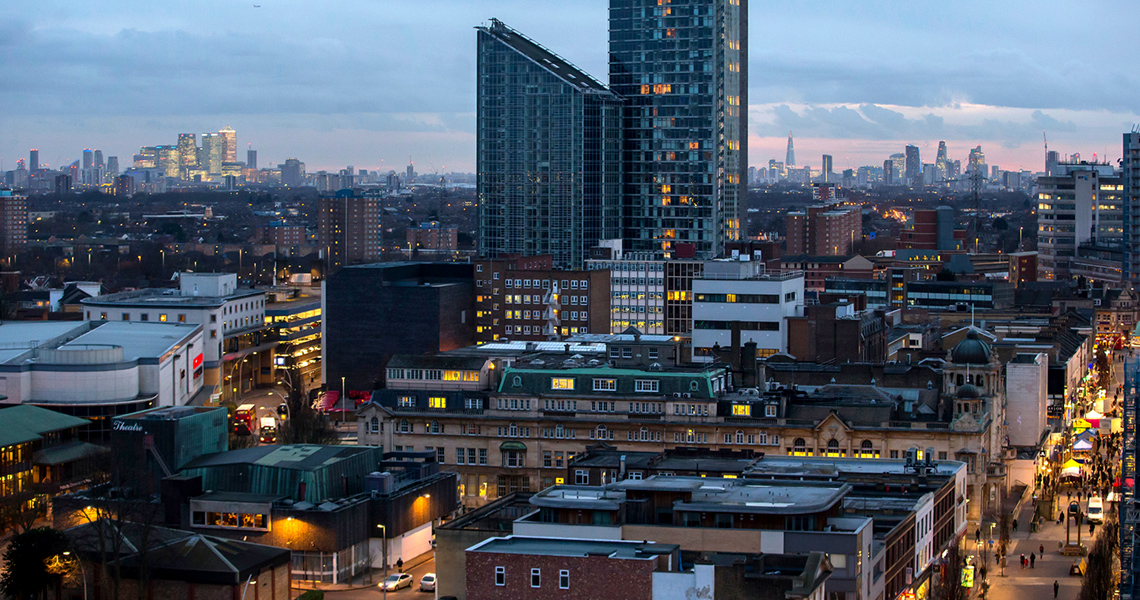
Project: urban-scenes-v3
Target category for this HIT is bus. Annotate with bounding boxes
[234,404,257,435]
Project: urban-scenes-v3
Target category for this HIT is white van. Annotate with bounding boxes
[1087,496,1104,524]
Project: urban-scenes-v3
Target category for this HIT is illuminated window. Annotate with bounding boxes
[551,378,575,390]
[443,370,461,381]
[593,378,617,391]
[732,404,750,416]
[159,314,168,322]
[428,397,446,409]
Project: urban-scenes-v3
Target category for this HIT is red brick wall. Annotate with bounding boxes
[465,551,655,600]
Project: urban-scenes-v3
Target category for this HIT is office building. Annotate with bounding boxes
[1036,163,1122,281]
[219,126,237,162]
[691,262,804,361]
[264,286,322,391]
[821,154,832,183]
[904,144,920,185]
[54,174,72,195]
[82,149,93,170]
[611,0,747,258]
[81,272,268,395]
[281,158,305,187]
[105,156,118,177]
[177,133,198,172]
[201,133,224,175]
[785,132,795,167]
[247,149,257,170]
[156,145,179,178]
[317,189,381,272]
[134,146,158,169]
[29,149,38,172]
[323,262,475,392]
[968,145,986,176]
[785,204,861,256]
[476,19,622,269]
[0,189,28,254]
[474,255,610,342]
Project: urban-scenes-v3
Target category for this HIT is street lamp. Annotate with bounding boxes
[377,524,388,597]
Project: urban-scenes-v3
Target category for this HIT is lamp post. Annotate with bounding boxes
[377,524,388,598]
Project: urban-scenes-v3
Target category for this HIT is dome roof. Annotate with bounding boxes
[957,383,981,399]
[951,331,991,365]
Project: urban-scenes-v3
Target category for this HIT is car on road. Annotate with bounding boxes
[420,573,436,592]
[259,416,278,444]
[277,403,289,420]
[380,573,413,591]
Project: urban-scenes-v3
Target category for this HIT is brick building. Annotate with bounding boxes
[317,189,380,273]
[475,255,610,342]
[407,221,458,254]
[0,189,28,254]
[779,255,874,291]
[786,301,887,363]
[255,223,307,247]
[785,204,860,256]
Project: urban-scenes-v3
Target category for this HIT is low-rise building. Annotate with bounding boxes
[691,262,804,361]
[0,320,205,440]
[474,255,611,342]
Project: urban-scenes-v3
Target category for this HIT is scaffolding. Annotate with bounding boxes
[1122,358,1138,598]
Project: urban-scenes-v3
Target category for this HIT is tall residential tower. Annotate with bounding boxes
[610,0,748,258]
[476,19,622,269]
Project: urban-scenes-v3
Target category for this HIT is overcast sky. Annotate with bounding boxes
[2,0,1137,174]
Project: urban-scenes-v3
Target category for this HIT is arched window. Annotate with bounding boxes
[736,430,745,445]
[793,438,807,456]
[508,423,519,437]
[512,376,522,387]
[370,417,379,434]
[595,424,609,440]
[429,421,441,434]
[826,439,840,457]
[861,440,873,451]
[690,380,699,391]
[398,419,410,433]
[640,427,649,442]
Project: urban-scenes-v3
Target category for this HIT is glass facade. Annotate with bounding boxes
[609,0,747,258]
[477,19,622,269]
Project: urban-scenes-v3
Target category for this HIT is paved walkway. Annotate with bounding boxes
[982,491,1111,600]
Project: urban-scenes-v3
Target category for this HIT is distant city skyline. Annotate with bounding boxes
[1,0,1137,173]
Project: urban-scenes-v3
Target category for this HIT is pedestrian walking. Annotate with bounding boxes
[1020,553,1026,568]
[1054,580,1060,598]
[976,528,981,543]
[1040,544,1045,555]
[1013,518,1018,532]
[1030,552,1036,568]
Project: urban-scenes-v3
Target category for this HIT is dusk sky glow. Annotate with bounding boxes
[2,0,1137,173]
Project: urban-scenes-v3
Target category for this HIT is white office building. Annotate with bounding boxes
[81,273,267,391]
[691,260,804,362]
[0,320,204,440]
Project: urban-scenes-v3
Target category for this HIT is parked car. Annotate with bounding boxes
[380,573,413,591]
[420,573,436,592]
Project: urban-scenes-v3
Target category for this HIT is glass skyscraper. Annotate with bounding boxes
[476,19,622,269]
[610,0,747,258]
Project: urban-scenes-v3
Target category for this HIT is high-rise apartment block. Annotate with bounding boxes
[318,189,380,272]
[473,255,610,342]
[785,204,861,256]
[0,189,28,254]
[476,19,622,270]
[247,149,257,170]
[898,206,961,251]
[477,0,746,266]
[1037,162,1122,281]
[1125,131,1140,283]
[29,149,39,172]
[281,158,305,187]
[611,0,747,258]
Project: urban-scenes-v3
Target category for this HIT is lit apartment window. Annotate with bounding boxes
[551,378,575,390]
[732,404,750,416]
[159,314,167,322]
[428,397,446,409]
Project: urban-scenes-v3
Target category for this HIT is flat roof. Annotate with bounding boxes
[0,321,85,347]
[181,444,374,472]
[82,287,263,308]
[614,476,851,515]
[64,322,201,360]
[468,536,674,560]
[743,456,966,479]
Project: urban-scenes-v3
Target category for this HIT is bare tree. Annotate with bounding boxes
[1079,512,1118,600]
[934,539,970,600]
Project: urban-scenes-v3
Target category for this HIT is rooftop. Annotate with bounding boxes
[181,444,373,472]
[477,19,610,93]
[0,404,88,447]
[468,535,676,560]
[82,287,263,308]
[63,321,201,360]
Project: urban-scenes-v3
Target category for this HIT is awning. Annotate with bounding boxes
[1086,410,1105,420]
[318,391,340,411]
[33,441,109,466]
[1073,440,1093,451]
[499,441,527,451]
